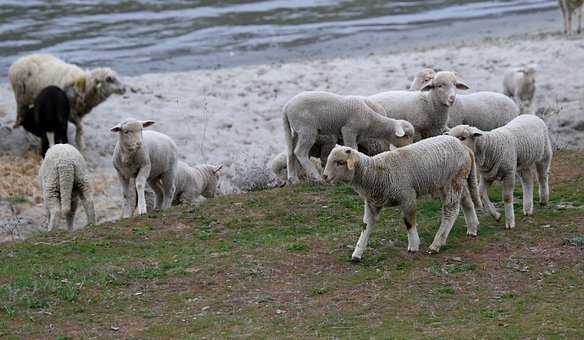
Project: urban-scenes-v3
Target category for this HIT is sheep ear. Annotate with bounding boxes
[395,126,405,137]
[420,80,433,91]
[141,120,155,128]
[110,124,122,132]
[470,127,483,137]
[345,149,357,170]
[455,81,470,90]
[213,164,223,174]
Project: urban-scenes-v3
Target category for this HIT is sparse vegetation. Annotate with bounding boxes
[0,151,583,338]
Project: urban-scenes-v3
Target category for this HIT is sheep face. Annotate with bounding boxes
[323,146,357,184]
[421,71,469,107]
[90,68,126,96]
[201,165,223,198]
[392,120,415,147]
[110,119,155,152]
[445,125,483,151]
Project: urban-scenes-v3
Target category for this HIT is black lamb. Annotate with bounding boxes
[22,85,72,157]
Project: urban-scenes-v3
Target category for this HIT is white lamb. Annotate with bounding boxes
[111,119,178,218]
[323,136,482,260]
[369,71,470,139]
[283,91,415,183]
[38,144,96,232]
[268,151,323,182]
[447,114,552,229]
[9,54,126,150]
[503,66,536,114]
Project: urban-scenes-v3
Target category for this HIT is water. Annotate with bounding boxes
[0,0,556,77]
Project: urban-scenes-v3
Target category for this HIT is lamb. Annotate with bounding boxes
[111,119,178,218]
[38,144,96,232]
[409,68,436,91]
[145,161,222,210]
[368,71,470,139]
[447,114,552,229]
[269,151,323,182]
[9,54,126,150]
[322,136,482,260]
[503,66,536,114]
[22,85,78,157]
[283,91,415,183]
[448,91,520,131]
[558,0,584,35]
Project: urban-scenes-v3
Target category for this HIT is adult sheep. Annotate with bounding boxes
[9,54,126,150]
[558,0,584,35]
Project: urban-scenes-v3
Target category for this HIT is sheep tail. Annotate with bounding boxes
[467,150,482,209]
[58,161,75,214]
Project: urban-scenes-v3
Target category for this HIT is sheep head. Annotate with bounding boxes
[323,146,359,184]
[110,119,155,152]
[421,71,470,107]
[444,125,483,151]
[90,68,126,97]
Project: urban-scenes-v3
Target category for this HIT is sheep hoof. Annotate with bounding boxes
[427,245,440,254]
[505,222,515,229]
[466,232,478,238]
[351,256,362,263]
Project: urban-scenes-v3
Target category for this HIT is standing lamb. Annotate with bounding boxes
[447,114,552,229]
[409,68,436,91]
[368,71,470,139]
[22,86,75,157]
[111,119,178,218]
[322,137,482,260]
[503,66,536,114]
[558,0,584,35]
[9,54,126,150]
[38,144,96,232]
[448,91,520,131]
[283,91,415,183]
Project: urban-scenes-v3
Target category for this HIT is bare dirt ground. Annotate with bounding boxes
[0,30,583,240]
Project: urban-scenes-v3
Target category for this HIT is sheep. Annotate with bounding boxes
[558,0,584,35]
[9,54,126,150]
[38,143,96,232]
[144,161,223,210]
[369,71,470,139]
[448,91,520,131]
[409,68,436,91]
[447,114,552,229]
[21,85,77,157]
[322,136,482,260]
[269,151,323,182]
[111,119,178,218]
[503,66,536,114]
[283,91,415,183]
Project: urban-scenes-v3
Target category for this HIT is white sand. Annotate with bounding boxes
[1,31,583,240]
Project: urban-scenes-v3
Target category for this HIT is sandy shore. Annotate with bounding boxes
[1,29,583,241]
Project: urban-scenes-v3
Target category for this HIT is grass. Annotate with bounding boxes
[0,150,583,338]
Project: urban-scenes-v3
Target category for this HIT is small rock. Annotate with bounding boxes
[276,309,286,314]
[201,306,210,311]
[111,326,120,331]
[451,256,463,262]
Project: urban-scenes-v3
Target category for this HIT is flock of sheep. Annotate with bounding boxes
[13,0,584,258]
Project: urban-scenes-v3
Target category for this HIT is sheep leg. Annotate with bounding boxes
[149,178,164,210]
[40,134,50,158]
[519,168,534,216]
[46,194,60,232]
[479,176,501,221]
[78,179,96,225]
[502,175,516,229]
[429,193,461,253]
[159,170,177,210]
[118,174,134,218]
[402,201,420,252]
[135,167,150,215]
[535,160,550,207]
[46,132,55,147]
[73,119,85,151]
[66,192,78,233]
[460,187,479,237]
[294,132,321,182]
[341,127,358,150]
[578,7,582,34]
[351,201,380,261]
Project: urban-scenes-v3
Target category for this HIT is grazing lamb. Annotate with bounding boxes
[22,86,75,157]
[558,0,584,35]
[369,71,470,139]
[38,144,96,232]
[448,91,520,131]
[269,151,323,182]
[503,66,536,114]
[283,91,415,183]
[409,68,436,91]
[111,119,178,218]
[9,54,126,150]
[447,114,552,229]
[322,137,482,260]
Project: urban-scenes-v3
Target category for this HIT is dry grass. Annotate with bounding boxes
[0,151,42,205]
